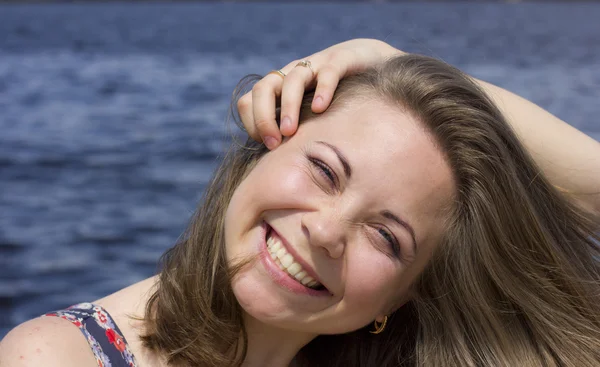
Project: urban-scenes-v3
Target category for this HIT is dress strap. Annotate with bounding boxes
[44,302,139,367]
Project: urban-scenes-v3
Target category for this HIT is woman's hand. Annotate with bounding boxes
[238,38,402,150]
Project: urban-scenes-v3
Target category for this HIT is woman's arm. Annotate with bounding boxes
[0,316,96,367]
[239,38,600,214]
[477,80,600,214]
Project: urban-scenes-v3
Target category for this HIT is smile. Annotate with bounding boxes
[266,234,323,290]
[260,223,330,296]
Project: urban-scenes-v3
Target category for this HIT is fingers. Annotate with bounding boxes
[239,59,343,148]
[246,73,284,149]
[279,60,316,136]
[311,64,343,113]
[239,39,401,149]
[237,92,259,141]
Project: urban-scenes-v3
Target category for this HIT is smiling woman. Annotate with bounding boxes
[138,54,599,367]
[1,49,599,367]
[225,95,453,339]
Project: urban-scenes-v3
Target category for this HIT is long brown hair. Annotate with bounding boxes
[141,55,600,366]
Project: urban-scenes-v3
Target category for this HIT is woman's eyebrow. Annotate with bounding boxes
[315,141,352,179]
[381,210,418,254]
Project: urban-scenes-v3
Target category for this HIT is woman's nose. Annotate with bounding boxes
[301,209,346,259]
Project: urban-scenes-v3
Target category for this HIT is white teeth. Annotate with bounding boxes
[294,270,307,280]
[301,276,315,286]
[286,262,302,276]
[266,234,323,290]
[280,254,294,268]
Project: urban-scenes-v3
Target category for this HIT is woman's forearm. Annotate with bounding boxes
[476,79,600,214]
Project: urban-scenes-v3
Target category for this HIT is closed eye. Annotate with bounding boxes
[308,156,338,189]
[377,227,401,258]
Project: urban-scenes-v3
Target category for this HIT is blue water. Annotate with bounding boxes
[1,2,599,338]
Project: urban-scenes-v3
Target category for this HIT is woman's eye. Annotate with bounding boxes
[378,228,401,258]
[309,157,337,187]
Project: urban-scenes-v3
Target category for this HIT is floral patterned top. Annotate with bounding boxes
[44,302,139,367]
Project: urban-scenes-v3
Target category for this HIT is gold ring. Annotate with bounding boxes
[268,69,286,79]
[295,59,315,76]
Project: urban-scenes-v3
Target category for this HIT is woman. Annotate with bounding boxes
[1,39,599,367]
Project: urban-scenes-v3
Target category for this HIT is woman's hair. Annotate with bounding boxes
[140,55,600,367]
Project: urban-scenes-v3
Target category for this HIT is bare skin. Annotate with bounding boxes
[239,38,600,215]
[0,277,161,367]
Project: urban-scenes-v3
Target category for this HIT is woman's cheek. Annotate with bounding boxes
[260,159,318,201]
[343,253,398,307]
[282,165,316,196]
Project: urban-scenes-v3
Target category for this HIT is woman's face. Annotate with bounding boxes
[224,100,454,336]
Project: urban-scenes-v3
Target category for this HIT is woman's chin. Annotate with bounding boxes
[232,273,363,336]
[232,270,295,320]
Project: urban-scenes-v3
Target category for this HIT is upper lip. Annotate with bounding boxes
[267,223,328,290]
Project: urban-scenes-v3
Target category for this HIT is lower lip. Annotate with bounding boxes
[258,222,331,297]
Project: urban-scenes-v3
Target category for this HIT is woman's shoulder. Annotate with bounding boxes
[0,277,158,367]
[0,315,98,367]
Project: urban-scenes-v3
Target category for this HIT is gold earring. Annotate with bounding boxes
[369,315,388,334]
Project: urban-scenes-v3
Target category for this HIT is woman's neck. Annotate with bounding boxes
[240,313,316,367]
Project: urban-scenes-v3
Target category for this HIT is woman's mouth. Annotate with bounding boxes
[266,234,325,290]
[261,224,330,295]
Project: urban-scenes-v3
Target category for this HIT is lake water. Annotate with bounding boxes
[1,2,599,338]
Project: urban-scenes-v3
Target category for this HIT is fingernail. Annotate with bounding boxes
[281,116,292,131]
[263,136,278,150]
[314,95,323,107]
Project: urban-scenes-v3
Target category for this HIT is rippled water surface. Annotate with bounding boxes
[1,2,599,337]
